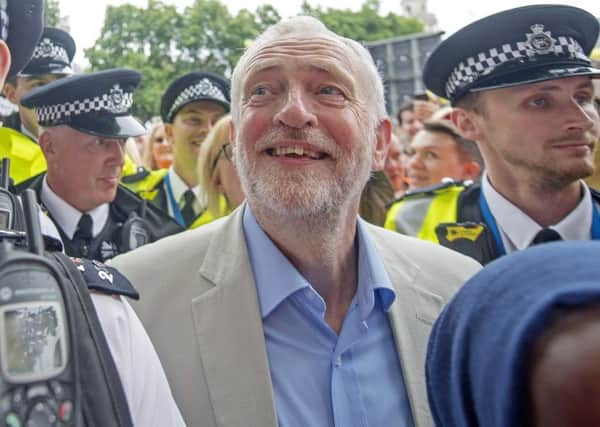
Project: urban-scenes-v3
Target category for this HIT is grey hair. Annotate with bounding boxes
[230,15,387,129]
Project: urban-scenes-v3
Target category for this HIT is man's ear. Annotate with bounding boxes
[452,108,482,142]
[0,41,11,93]
[229,120,237,161]
[461,160,482,181]
[163,123,174,142]
[372,117,392,171]
[38,130,55,158]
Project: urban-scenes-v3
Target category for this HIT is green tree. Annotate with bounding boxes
[85,0,422,120]
[301,0,423,42]
[85,0,280,121]
[45,0,62,27]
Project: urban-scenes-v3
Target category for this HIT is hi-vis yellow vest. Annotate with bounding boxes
[384,182,465,243]
[0,127,46,185]
[122,168,229,229]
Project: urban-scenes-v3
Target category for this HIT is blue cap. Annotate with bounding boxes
[18,27,76,77]
[423,5,600,103]
[21,68,145,138]
[1,0,44,78]
[160,71,230,123]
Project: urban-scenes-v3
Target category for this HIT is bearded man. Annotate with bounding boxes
[110,16,480,427]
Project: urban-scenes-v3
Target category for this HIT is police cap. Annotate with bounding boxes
[18,27,76,77]
[21,68,145,139]
[160,71,230,123]
[0,0,44,78]
[423,5,600,103]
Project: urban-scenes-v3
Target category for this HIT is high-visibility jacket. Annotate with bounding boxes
[0,127,47,185]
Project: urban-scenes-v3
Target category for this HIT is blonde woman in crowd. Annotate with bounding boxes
[142,121,172,170]
[197,114,244,222]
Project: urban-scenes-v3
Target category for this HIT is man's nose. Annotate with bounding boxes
[273,88,318,129]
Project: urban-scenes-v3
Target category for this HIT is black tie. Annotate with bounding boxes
[181,190,196,227]
[74,214,93,241]
[530,228,563,246]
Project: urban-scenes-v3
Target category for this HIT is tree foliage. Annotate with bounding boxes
[45,0,62,27]
[85,0,422,121]
[301,0,423,42]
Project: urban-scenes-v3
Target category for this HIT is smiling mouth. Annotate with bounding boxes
[266,146,328,160]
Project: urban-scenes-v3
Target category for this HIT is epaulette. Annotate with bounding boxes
[69,257,139,300]
[120,166,150,184]
[387,179,472,207]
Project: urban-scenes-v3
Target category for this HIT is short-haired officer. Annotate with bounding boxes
[0,27,74,185]
[386,5,600,264]
[0,2,185,426]
[17,69,183,261]
[4,27,75,141]
[126,71,230,228]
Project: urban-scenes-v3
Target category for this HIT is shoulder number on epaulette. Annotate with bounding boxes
[69,257,139,300]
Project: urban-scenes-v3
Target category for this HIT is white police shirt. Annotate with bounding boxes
[39,208,186,426]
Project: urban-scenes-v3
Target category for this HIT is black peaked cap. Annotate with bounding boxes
[423,5,600,103]
[21,68,145,139]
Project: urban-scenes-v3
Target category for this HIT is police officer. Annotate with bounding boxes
[385,4,600,264]
[125,71,230,228]
[4,27,75,141]
[0,2,185,425]
[0,27,74,186]
[17,68,183,261]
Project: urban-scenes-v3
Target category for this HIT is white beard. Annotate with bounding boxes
[235,126,373,221]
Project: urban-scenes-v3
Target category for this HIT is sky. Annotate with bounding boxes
[58,0,599,66]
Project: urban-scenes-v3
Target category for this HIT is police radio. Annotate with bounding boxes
[0,161,80,426]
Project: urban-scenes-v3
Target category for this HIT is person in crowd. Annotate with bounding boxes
[0,27,74,185]
[359,170,395,226]
[197,114,244,223]
[384,132,408,198]
[397,100,422,142]
[426,240,600,427]
[404,119,482,191]
[385,4,600,265]
[0,2,185,425]
[17,69,183,261]
[126,71,230,229]
[142,120,172,170]
[3,27,74,142]
[110,15,481,427]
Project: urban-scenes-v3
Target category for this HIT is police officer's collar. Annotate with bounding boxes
[423,5,600,103]
[20,68,145,138]
[41,176,109,240]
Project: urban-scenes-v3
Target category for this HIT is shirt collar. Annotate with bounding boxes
[41,175,109,239]
[482,173,593,250]
[167,166,205,211]
[242,205,396,321]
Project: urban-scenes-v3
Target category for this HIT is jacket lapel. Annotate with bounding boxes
[191,206,278,427]
[372,229,438,427]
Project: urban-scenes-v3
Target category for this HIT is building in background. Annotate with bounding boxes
[401,0,437,31]
[366,30,443,121]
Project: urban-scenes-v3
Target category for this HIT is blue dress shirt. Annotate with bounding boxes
[243,206,415,427]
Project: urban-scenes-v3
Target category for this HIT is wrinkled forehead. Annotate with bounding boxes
[242,35,362,91]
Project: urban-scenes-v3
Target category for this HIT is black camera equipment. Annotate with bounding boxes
[0,159,135,426]
[0,158,80,426]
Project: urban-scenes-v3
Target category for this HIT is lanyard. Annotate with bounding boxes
[479,191,600,254]
[164,173,185,227]
[478,192,506,256]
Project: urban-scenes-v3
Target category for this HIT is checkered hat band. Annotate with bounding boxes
[32,41,70,63]
[35,92,134,125]
[445,36,589,98]
[167,78,227,120]
[0,0,8,41]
